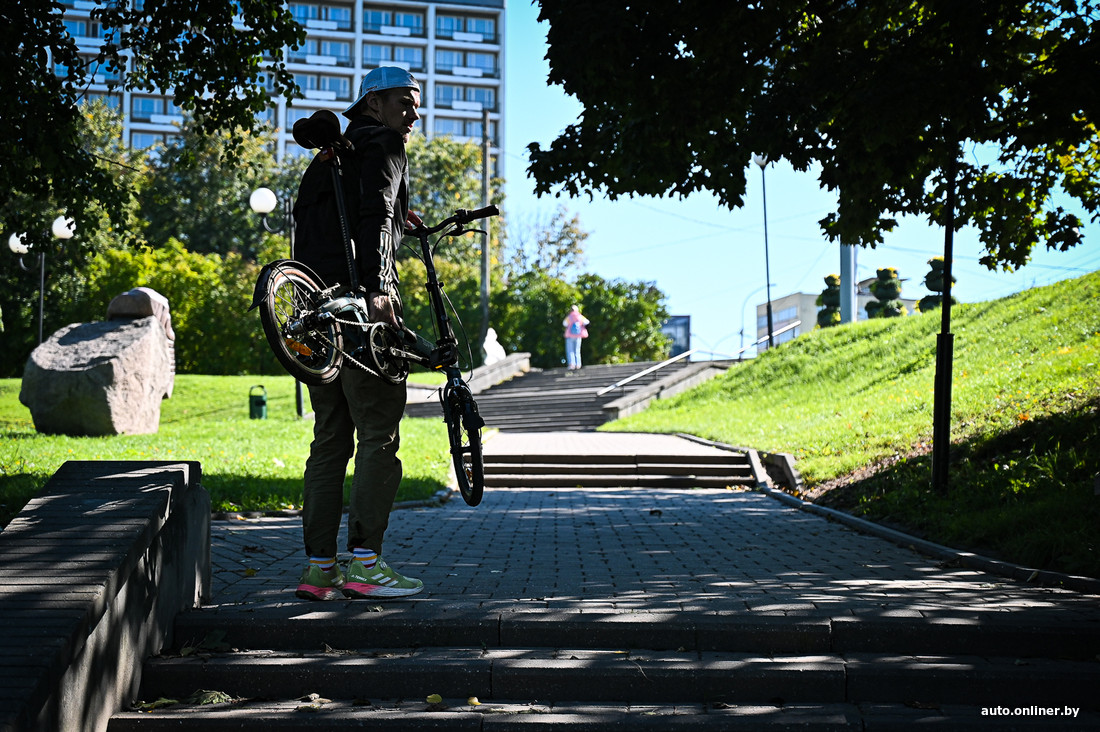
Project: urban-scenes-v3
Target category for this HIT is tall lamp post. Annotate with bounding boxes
[7,215,75,345]
[738,281,776,359]
[250,187,305,419]
[752,154,776,350]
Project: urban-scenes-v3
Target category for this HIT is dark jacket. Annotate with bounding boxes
[293,116,409,298]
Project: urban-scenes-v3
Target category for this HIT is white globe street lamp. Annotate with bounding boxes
[7,215,77,345]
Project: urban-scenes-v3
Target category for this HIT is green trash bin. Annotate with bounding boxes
[249,385,267,419]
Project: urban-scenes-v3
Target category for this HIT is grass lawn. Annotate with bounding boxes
[606,270,1100,579]
[1,373,451,528]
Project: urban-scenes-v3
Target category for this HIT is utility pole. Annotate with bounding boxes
[931,153,958,492]
[480,107,491,351]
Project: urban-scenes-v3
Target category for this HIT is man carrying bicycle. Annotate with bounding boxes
[292,66,424,601]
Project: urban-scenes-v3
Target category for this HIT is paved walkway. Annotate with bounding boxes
[206,432,1100,621]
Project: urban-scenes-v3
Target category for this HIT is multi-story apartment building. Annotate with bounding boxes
[58,0,505,162]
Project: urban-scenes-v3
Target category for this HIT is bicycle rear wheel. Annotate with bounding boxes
[258,263,343,386]
[442,382,484,506]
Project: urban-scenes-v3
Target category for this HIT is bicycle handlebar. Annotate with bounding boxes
[408,205,499,237]
[455,205,499,224]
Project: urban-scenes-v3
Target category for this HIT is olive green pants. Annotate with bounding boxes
[302,367,407,558]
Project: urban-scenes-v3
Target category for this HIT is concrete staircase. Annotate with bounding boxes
[407,360,730,432]
[482,445,759,489]
[108,608,1100,729]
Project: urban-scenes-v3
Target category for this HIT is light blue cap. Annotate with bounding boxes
[343,66,421,118]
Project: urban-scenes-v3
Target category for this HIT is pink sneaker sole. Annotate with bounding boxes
[295,583,343,601]
[342,581,423,598]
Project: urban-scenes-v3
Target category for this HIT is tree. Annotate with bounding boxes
[0,100,148,371]
[406,134,503,263]
[528,0,1099,269]
[1,0,303,251]
[575,274,671,364]
[491,270,670,368]
[918,256,957,313]
[139,119,287,257]
[865,267,907,319]
[502,206,588,282]
[816,274,842,328]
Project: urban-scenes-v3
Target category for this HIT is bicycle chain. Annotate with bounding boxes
[312,322,390,382]
[311,318,413,385]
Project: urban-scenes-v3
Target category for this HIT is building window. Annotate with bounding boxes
[363,43,423,72]
[365,8,424,36]
[436,14,496,42]
[286,107,318,127]
[131,96,180,122]
[435,116,498,144]
[436,49,498,77]
[64,19,108,41]
[289,39,352,66]
[295,72,351,101]
[290,3,352,31]
[435,49,463,73]
[130,132,166,150]
[84,93,120,110]
[435,84,496,111]
[434,117,465,137]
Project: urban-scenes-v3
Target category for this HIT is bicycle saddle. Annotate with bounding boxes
[293,110,350,150]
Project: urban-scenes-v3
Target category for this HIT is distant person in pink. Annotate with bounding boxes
[562,304,590,370]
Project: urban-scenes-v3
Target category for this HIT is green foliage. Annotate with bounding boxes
[529,0,1099,269]
[606,270,1100,576]
[406,134,503,263]
[0,375,450,528]
[816,273,841,327]
[502,206,589,281]
[140,120,290,257]
[3,0,304,252]
[575,273,671,364]
[866,267,907,318]
[491,270,670,368]
[58,239,277,375]
[491,271,580,367]
[918,256,958,312]
[0,100,147,372]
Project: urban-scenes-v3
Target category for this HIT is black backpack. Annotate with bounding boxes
[292,145,362,290]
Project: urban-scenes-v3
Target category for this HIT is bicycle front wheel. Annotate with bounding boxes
[258,263,343,386]
[442,382,485,506]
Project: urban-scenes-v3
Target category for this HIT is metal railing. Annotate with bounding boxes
[593,320,801,397]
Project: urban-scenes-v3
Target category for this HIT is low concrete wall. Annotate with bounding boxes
[602,362,731,421]
[407,352,532,407]
[465,352,531,394]
[0,461,209,732]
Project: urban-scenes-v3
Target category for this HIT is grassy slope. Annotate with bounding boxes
[607,270,1100,578]
[0,374,450,527]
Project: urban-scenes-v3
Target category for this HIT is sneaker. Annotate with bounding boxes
[295,563,346,601]
[342,557,424,598]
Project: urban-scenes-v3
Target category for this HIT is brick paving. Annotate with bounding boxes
[207,432,1100,621]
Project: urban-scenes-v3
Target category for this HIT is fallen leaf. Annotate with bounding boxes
[426,694,443,704]
[467,696,481,706]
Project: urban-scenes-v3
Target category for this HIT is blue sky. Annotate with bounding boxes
[501,2,1100,358]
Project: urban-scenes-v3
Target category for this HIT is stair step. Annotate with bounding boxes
[108,700,1100,731]
[482,463,753,477]
[171,609,1100,660]
[131,649,1100,708]
[485,454,749,466]
[483,474,756,488]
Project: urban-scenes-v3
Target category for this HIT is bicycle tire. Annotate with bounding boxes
[443,383,484,506]
[258,263,343,386]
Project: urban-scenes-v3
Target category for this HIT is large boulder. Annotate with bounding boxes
[19,317,174,436]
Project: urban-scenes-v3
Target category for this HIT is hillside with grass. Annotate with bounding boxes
[0,375,451,528]
[607,270,1100,578]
